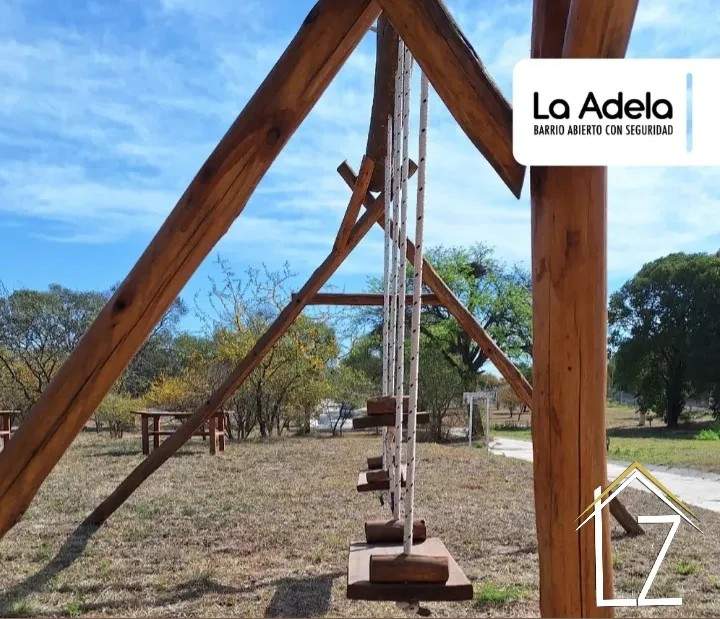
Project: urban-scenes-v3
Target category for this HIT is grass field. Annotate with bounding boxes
[0,432,718,617]
[493,404,720,473]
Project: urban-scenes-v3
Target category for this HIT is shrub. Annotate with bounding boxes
[696,427,720,441]
[95,393,136,438]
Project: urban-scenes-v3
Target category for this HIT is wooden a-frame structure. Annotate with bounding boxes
[0,0,638,616]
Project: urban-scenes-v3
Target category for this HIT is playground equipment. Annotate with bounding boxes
[0,1,639,616]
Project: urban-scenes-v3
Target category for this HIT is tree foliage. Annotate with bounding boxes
[609,252,720,426]
[0,284,105,414]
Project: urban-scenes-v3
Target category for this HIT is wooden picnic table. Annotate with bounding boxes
[133,410,226,456]
[0,411,20,450]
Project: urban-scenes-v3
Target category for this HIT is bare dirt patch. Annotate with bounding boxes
[0,432,717,617]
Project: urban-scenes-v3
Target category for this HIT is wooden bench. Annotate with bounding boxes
[133,410,226,455]
[0,411,19,451]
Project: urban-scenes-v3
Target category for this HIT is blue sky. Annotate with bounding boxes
[1,0,719,335]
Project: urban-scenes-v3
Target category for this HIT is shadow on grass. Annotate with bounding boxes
[1,523,342,617]
[82,447,206,458]
[265,571,342,617]
[0,522,99,615]
[74,571,343,615]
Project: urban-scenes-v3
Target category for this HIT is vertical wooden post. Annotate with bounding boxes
[208,415,217,455]
[152,416,160,450]
[141,414,149,456]
[530,1,637,616]
[217,413,226,453]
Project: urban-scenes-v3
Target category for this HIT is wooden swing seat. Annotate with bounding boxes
[367,395,409,415]
[357,465,406,492]
[347,537,472,602]
[353,411,429,430]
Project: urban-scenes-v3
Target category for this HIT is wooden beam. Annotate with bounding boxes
[338,162,532,409]
[85,191,386,526]
[530,1,638,616]
[609,497,644,537]
[335,155,375,248]
[301,292,442,306]
[0,0,381,539]
[365,14,398,193]
[376,0,525,198]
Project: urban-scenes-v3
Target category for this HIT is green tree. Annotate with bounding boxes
[418,336,464,441]
[196,258,339,439]
[0,284,105,414]
[420,244,532,381]
[609,252,720,427]
[117,298,188,397]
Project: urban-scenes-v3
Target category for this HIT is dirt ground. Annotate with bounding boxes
[0,432,718,617]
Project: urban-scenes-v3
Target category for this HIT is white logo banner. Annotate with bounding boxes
[512,59,719,166]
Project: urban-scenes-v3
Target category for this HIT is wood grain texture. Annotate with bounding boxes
[352,412,429,430]
[365,518,427,544]
[302,293,441,306]
[85,194,386,526]
[338,162,533,409]
[0,0,380,538]
[369,553,449,583]
[347,537,472,601]
[365,14,398,193]
[609,497,644,537]
[377,0,525,197]
[335,155,375,248]
[530,2,637,615]
[367,395,409,415]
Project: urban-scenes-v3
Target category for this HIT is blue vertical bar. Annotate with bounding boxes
[686,72,693,153]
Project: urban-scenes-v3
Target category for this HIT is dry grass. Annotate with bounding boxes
[0,431,718,617]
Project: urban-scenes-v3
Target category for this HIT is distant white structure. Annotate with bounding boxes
[311,399,358,432]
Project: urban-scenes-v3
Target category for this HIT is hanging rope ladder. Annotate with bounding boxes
[348,40,472,604]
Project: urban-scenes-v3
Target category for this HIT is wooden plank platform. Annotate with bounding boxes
[353,412,429,430]
[357,465,406,492]
[347,537,473,601]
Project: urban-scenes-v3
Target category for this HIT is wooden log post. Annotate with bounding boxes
[85,192,387,526]
[217,412,226,453]
[338,162,533,409]
[530,1,638,616]
[0,0,380,538]
[365,14,398,193]
[141,414,150,456]
[208,415,217,455]
[376,0,525,197]
[609,498,644,537]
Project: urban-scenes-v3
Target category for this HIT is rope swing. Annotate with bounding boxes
[403,70,428,553]
[348,38,471,604]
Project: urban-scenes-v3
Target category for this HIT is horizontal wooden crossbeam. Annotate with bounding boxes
[338,162,533,409]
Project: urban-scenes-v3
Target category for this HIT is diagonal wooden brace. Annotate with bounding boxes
[85,189,386,526]
[338,161,533,409]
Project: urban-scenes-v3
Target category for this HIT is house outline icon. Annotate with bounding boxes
[576,461,702,608]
